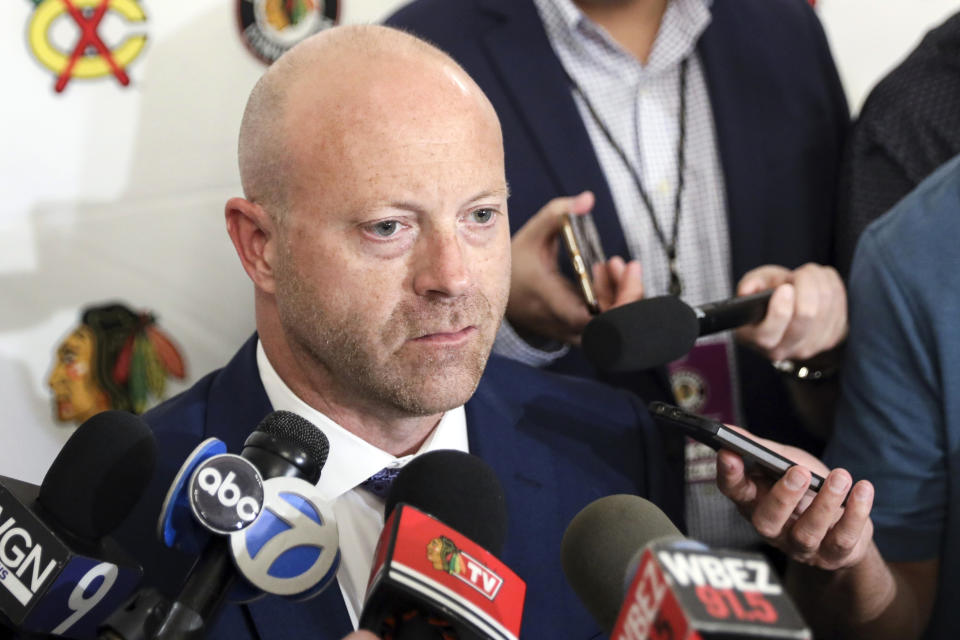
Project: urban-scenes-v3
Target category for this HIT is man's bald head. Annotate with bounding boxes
[237,24,499,224]
[227,23,510,431]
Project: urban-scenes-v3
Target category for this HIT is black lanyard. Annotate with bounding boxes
[564,57,690,296]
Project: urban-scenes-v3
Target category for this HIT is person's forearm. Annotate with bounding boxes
[786,543,922,640]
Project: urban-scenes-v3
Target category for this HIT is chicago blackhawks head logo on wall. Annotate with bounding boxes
[48,302,185,424]
[237,0,338,64]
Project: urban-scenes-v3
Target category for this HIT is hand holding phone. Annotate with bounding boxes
[649,401,827,493]
[560,212,606,314]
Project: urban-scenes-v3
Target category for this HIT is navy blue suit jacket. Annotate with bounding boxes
[386,0,848,452]
[114,336,678,639]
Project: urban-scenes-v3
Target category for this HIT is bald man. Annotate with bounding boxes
[114,25,676,640]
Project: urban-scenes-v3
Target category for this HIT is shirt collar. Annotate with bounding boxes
[534,0,712,75]
[255,339,469,501]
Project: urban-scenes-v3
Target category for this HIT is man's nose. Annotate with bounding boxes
[48,365,63,388]
[412,230,471,298]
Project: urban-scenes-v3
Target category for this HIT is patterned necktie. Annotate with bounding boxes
[359,466,402,499]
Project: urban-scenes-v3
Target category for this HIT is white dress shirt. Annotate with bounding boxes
[256,340,470,628]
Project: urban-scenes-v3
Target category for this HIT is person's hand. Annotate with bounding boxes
[342,632,380,640]
[716,428,874,571]
[592,255,643,313]
[735,263,847,362]
[506,191,642,345]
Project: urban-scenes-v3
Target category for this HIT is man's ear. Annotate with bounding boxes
[225,197,280,294]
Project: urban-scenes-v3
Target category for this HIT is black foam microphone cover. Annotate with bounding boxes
[582,295,699,372]
[561,494,682,634]
[241,410,330,483]
[38,409,157,541]
[146,411,331,639]
[385,450,508,556]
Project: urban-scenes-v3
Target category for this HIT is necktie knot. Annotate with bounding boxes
[359,466,402,499]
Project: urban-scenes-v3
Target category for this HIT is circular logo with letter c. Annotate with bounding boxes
[27,0,147,92]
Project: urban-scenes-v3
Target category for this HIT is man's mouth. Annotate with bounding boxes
[411,326,478,344]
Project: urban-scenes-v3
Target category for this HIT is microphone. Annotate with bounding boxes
[562,495,810,639]
[140,410,335,639]
[360,450,526,640]
[582,290,774,372]
[0,411,155,639]
[156,410,329,556]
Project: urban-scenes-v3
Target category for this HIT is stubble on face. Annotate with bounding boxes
[273,241,503,419]
[255,27,511,426]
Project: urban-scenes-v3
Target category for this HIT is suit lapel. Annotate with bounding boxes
[203,335,354,640]
[465,374,557,530]
[697,0,766,279]
[203,334,271,451]
[477,0,630,259]
[465,370,572,637]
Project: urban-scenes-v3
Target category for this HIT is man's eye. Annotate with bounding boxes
[470,208,495,224]
[371,220,400,237]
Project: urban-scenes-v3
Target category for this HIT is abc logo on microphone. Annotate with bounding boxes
[189,454,265,534]
[230,476,339,600]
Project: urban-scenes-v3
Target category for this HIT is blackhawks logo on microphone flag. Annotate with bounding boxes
[426,536,465,576]
[363,504,524,640]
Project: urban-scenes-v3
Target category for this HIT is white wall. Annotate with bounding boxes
[0,0,407,483]
[1,0,956,482]
[818,0,960,114]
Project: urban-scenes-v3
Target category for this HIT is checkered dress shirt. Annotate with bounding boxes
[497,0,757,548]
[496,0,738,367]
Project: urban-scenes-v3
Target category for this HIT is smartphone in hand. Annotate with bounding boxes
[649,401,826,493]
[560,212,606,314]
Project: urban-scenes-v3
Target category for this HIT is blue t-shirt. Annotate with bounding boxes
[825,153,960,638]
